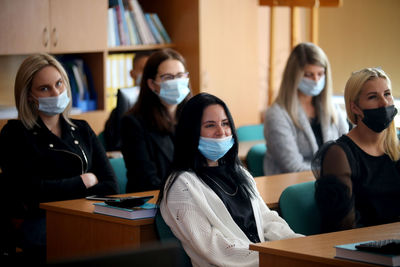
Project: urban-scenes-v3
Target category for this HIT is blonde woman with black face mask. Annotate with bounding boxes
[0,53,118,263]
[312,67,400,233]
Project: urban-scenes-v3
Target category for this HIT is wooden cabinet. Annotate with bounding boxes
[0,0,50,54]
[0,0,260,133]
[0,0,107,54]
[49,0,107,53]
[142,0,260,126]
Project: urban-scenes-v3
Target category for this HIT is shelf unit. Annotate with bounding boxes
[0,0,260,133]
[0,0,188,134]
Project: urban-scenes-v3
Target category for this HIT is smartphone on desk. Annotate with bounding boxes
[104,196,154,208]
[86,195,120,201]
[86,195,154,208]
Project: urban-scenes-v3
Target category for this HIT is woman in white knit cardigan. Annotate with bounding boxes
[159,93,302,267]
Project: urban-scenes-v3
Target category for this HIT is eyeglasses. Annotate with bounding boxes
[158,72,189,82]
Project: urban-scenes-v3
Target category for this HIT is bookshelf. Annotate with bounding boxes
[0,0,180,133]
[0,0,260,133]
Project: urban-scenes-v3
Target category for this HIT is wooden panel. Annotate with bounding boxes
[310,6,319,44]
[70,110,109,135]
[49,0,107,53]
[141,0,200,95]
[42,191,159,261]
[0,0,50,55]
[46,211,146,261]
[259,0,342,7]
[200,0,260,126]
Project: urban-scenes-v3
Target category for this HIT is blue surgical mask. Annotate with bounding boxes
[158,78,190,105]
[198,135,234,162]
[298,75,325,96]
[135,74,142,86]
[36,90,70,115]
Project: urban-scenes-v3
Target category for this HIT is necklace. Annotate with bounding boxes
[207,176,238,196]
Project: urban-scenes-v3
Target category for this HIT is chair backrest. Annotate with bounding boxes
[236,124,264,142]
[279,181,321,235]
[155,210,192,266]
[246,143,267,177]
[97,131,107,151]
[109,157,127,194]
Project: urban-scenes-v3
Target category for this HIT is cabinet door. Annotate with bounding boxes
[0,0,50,54]
[49,0,107,53]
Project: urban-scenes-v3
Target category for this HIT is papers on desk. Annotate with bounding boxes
[335,240,400,266]
[93,202,157,220]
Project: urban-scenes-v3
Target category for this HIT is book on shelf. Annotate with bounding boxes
[115,0,131,46]
[128,11,142,44]
[107,0,171,47]
[335,241,400,266]
[145,13,164,44]
[150,13,171,44]
[108,6,120,46]
[60,57,97,112]
[126,0,156,44]
[106,53,135,111]
[125,10,140,45]
[93,202,157,220]
[107,8,116,47]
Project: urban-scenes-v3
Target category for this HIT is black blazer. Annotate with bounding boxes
[121,113,174,193]
[0,118,118,218]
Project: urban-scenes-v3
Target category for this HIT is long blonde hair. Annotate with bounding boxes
[274,42,337,129]
[14,53,73,129]
[344,67,400,161]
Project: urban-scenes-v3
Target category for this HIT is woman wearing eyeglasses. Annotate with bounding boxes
[121,48,192,192]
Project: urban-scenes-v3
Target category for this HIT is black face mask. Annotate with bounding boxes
[361,105,398,133]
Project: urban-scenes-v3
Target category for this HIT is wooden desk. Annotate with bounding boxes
[255,170,315,210]
[40,171,314,261]
[40,190,159,262]
[250,222,400,267]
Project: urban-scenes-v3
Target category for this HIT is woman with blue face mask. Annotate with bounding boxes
[159,93,302,267]
[312,68,400,233]
[0,53,118,263]
[263,42,349,175]
[121,48,191,193]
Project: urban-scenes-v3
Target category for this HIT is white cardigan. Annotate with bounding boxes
[160,171,302,267]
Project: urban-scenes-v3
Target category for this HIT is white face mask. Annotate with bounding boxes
[135,74,142,86]
[35,90,70,115]
[298,75,326,96]
[157,78,190,105]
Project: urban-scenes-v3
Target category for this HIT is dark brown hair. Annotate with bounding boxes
[129,48,191,133]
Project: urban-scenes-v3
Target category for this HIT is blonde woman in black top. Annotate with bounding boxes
[312,67,400,232]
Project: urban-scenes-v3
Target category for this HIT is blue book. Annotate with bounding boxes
[111,7,120,46]
[335,241,400,266]
[93,202,157,220]
[128,11,142,45]
[150,13,171,43]
[145,13,163,44]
